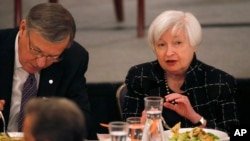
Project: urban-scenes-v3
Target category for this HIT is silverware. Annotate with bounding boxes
[0,111,7,135]
[161,116,171,130]
[0,111,10,137]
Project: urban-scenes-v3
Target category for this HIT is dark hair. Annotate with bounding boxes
[24,97,85,141]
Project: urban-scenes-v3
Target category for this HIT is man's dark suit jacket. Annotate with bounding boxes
[0,28,93,138]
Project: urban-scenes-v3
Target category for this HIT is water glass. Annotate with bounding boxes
[142,96,166,141]
[126,117,144,141]
[144,96,163,113]
[109,121,129,141]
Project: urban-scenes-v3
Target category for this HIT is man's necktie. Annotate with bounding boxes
[18,74,37,131]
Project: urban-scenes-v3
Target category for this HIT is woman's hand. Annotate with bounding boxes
[0,100,5,111]
[163,93,201,123]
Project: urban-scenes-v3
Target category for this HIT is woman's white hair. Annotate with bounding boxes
[148,10,202,50]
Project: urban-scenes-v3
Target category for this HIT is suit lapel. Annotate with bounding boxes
[147,61,166,96]
[0,51,15,98]
[38,62,63,97]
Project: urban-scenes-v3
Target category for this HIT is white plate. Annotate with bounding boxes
[165,128,230,141]
[8,132,24,138]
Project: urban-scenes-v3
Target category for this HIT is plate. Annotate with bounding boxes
[8,132,24,138]
[165,128,230,141]
[0,132,24,141]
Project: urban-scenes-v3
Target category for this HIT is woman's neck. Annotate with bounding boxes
[165,72,185,93]
[166,72,185,81]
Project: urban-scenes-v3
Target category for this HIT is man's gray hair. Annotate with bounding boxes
[26,3,76,47]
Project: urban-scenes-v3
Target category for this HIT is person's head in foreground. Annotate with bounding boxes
[23,97,85,141]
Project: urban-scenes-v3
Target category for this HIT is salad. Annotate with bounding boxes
[169,122,219,141]
[0,133,8,141]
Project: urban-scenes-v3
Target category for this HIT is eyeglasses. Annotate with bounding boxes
[27,35,63,62]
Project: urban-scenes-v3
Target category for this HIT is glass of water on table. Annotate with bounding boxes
[109,121,129,141]
[126,117,144,141]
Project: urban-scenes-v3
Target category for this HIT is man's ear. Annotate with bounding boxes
[19,19,27,36]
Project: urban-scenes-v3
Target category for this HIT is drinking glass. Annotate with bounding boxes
[142,96,166,141]
[109,121,129,141]
[126,117,144,141]
[144,96,163,113]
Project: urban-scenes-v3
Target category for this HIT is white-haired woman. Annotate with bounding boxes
[123,10,239,133]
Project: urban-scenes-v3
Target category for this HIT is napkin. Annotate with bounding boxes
[96,133,131,141]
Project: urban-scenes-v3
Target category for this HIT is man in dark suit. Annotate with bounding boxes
[0,3,93,139]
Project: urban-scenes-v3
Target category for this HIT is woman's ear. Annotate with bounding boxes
[193,46,198,52]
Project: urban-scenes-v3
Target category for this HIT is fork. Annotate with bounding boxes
[0,111,7,135]
[161,116,171,130]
